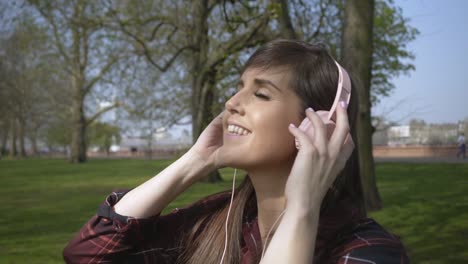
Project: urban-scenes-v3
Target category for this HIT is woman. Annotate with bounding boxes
[63,40,409,263]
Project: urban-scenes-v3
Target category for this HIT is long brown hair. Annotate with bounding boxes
[177,39,365,264]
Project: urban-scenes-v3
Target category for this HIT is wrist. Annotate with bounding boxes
[285,201,320,221]
[181,149,215,181]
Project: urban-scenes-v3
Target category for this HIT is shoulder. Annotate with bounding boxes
[328,218,410,264]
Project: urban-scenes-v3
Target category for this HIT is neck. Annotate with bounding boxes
[247,162,292,245]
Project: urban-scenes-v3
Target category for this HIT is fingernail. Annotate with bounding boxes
[289,123,295,128]
[340,101,347,109]
[306,107,314,112]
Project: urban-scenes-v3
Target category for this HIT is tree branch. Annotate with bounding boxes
[35,6,71,64]
[86,101,120,126]
[274,0,297,39]
[308,0,329,41]
[205,13,269,75]
[114,15,193,72]
[84,55,120,95]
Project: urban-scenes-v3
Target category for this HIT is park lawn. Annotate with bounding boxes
[0,159,467,263]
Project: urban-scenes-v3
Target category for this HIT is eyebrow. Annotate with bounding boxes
[237,78,282,93]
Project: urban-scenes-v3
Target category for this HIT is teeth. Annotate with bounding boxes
[228,124,250,135]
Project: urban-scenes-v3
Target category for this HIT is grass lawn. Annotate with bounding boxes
[0,158,467,263]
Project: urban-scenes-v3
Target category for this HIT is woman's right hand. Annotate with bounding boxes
[113,112,226,218]
[188,111,225,170]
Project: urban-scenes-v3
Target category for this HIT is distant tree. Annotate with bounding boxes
[88,122,121,156]
[371,0,419,105]
[45,119,73,154]
[0,14,55,158]
[29,0,127,163]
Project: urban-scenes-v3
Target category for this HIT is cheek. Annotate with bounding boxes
[250,113,297,160]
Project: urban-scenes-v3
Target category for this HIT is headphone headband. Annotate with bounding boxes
[327,61,352,122]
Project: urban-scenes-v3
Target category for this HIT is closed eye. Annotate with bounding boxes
[255,92,269,100]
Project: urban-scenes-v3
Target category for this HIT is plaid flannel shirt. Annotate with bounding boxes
[63,189,409,263]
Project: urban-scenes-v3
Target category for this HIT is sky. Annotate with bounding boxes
[373,0,468,124]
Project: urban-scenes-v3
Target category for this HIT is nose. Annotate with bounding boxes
[225,91,245,115]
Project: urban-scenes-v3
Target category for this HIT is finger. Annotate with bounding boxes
[305,108,327,155]
[296,118,311,149]
[298,117,310,131]
[324,168,341,191]
[337,133,355,164]
[217,110,225,119]
[328,101,350,158]
[326,137,354,190]
[325,135,354,187]
[288,123,314,153]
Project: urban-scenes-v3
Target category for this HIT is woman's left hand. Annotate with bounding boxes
[285,101,355,214]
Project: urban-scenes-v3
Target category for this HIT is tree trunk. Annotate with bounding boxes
[200,73,222,183]
[190,0,209,143]
[274,0,297,39]
[341,0,382,211]
[18,118,26,157]
[147,133,153,160]
[29,124,39,156]
[1,123,9,156]
[10,119,17,157]
[190,0,222,182]
[69,2,87,163]
[70,78,87,163]
[30,135,38,156]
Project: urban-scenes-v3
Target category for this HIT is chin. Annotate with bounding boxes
[219,141,297,169]
[221,153,286,172]
[220,155,251,170]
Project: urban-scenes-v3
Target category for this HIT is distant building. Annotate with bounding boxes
[372,117,467,146]
[388,125,410,146]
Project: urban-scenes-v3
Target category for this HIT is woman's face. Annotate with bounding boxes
[220,67,304,170]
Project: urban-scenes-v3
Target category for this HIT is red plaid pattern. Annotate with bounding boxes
[63,190,409,263]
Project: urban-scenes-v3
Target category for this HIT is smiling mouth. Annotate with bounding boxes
[227,124,251,136]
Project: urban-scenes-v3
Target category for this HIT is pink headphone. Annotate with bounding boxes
[329,61,352,121]
[295,61,352,149]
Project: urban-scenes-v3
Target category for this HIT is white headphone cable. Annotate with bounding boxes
[219,168,237,264]
[219,168,287,263]
[260,208,286,261]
